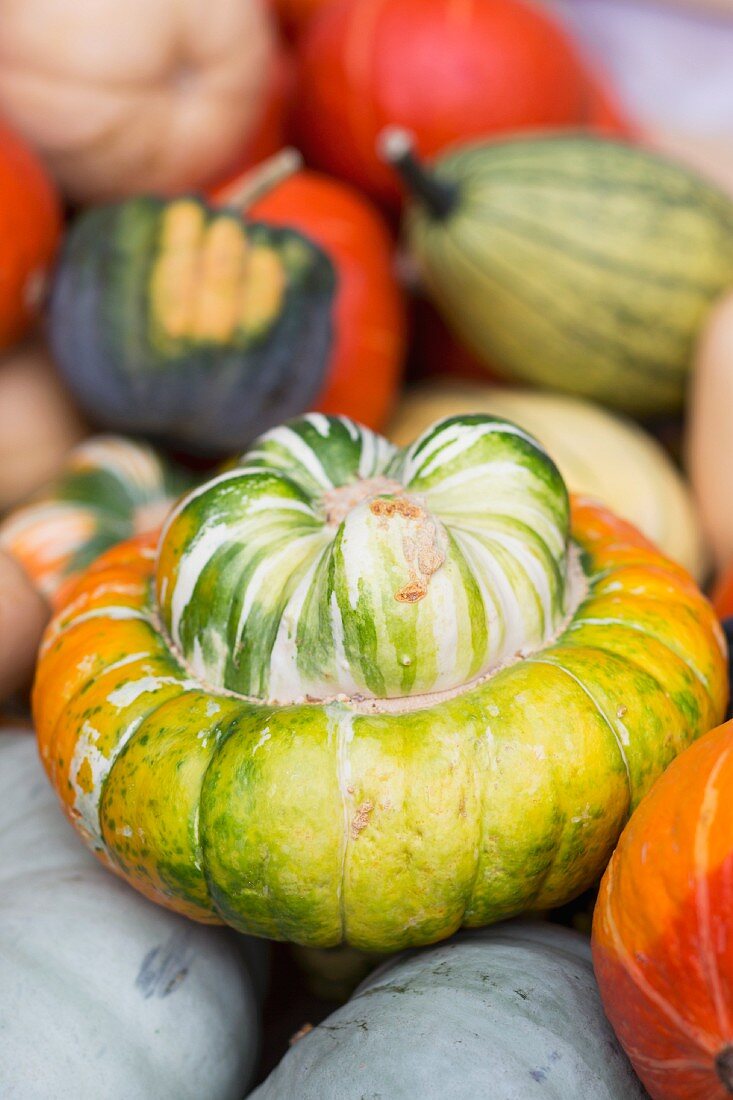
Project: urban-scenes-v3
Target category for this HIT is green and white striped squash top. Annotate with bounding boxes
[157,413,572,703]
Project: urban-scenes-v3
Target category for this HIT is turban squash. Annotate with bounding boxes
[33,413,726,952]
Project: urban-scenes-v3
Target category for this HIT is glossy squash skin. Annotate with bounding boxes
[0,728,262,1098]
[253,922,646,1099]
[0,435,187,602]
[48,196,337,453]
[390,135,733,415]
[0,120,61,349]
[33,414,726,952]
[593,719,733,1100]
[214,167,406,432]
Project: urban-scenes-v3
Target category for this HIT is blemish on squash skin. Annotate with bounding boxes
[135,930,194,999]
[351,801,374,839]
[369,495,446,604]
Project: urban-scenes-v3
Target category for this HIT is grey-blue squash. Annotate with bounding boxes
[251,921,646,1099]
[0,728,265,1100]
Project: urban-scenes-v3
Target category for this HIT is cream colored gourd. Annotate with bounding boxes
[390,383,707,581]
[0,0,276,203]
[0,728,262,1098]
[0,340,86,511]
[687,289,733,572]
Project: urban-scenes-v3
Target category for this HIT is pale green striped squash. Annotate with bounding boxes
[387,133,733,415]
[34,414,727,952]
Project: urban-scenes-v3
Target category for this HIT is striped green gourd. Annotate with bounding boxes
[157,413,571,702]
[383,131,733,415]
[0,435,188,600]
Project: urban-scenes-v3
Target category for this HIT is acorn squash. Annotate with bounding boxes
[49,196,337,453]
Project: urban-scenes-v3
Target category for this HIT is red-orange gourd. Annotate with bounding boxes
[212,165,406,431]
[293,0,631,207]
[0,122,60,350]
[593,718,733,1100]
[269,0,335,40]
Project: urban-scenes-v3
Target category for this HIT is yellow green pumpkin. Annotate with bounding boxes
[33,414,726,951]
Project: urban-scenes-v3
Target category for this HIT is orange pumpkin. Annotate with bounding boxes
[0,340,86,512]
[213,162,406,431]
[293,0,632,207]
[0,0,277,204]
[0,123,60,349]
[593,717,733,1100]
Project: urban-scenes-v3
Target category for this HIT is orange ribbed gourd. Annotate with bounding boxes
[593,719,733,1100]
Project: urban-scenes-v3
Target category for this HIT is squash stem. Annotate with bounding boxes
[379,127,459,219]
[217,148,304,211]
[716,1048,733,1093]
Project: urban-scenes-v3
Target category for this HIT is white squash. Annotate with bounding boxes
[390,383,707,580]
[0,0,276,204]
[0,729,262,1099]
[687,289,733,572]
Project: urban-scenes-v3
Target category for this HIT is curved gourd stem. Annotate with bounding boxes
[717,1048,733,1094]
[218,147,304,211]
[378,127,459,219]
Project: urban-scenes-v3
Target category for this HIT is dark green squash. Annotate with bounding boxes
[49,196,336,453]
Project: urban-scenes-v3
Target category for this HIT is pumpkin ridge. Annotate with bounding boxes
[525,655,632,800]
[692,747,733,1040]
[596,856,720,1053]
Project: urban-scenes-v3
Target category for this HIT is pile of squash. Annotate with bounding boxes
[3,0,733,1096]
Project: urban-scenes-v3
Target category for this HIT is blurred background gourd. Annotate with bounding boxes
[390,383,707,581]
[0,340,85,512]
[0,120,60,349]
[385,131,733,415]
[213,161,406,432]
[0,0,277,203]
[293,0,629,208]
